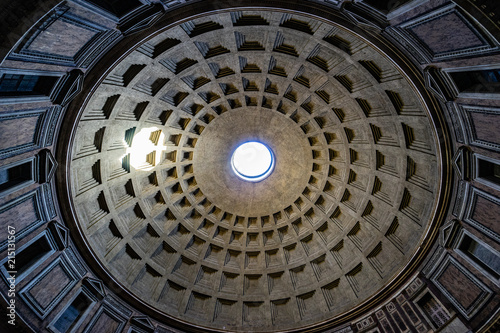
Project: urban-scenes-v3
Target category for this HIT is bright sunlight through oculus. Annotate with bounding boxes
[231,142,275,182]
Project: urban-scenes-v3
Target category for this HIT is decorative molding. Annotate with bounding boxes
[82,301,128,333]
[0,68,64,105]
[41,183,57,220]
[452,180,469,219]
[63,245,89,278]
[0,188,46,252]
[453,228,500,287]
[423,66,456,102]
[103,295,133,319]
[354,315,376,332]
[83,277,106,300]
[430,254,493,319]
[48,221,69,250]
[51,70,84,107]
[445,102,466,144]
[472,153,500,192]
[440,219,461,248]
[131,315,156,332]
[119,4,164,36]
[160,0,188,9]
[7,4,118,67]
[405,276,425,298]
[0,109,47,159]
[444,65,500,100]
[19,254,80,319]
[79,29,123,69]
[0,156,37,198]
[330,325,354,333]
[386,0,430,20]
[47,284,99,333]
[382,28,429,65]
[452,146,472,181]
[422,245,446,277]
[464,187,500,243]
[0,229,57,283]
[72,0,152,23]
[38,149,58,184]
[460,105,500,152]
[342,4,385,33]
[411,287,452,330]
[0,105,62,158]
[349,0,431,21]
[43,106,63,147]
[387,4,498,62]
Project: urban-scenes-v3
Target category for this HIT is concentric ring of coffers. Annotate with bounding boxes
[70,9,440,332]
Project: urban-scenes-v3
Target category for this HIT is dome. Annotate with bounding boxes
[0,1,499,333]
[68,10,442,331]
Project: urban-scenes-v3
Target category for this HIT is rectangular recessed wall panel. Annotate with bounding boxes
[465,187,500,243]
[431,255,492,319]
[461,105,500,152]
[83,304,127,333]
[19,255,79,318]
[0,189,45,251]
[0,110,47,158]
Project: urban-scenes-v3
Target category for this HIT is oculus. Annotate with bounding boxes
[231,141,275,182]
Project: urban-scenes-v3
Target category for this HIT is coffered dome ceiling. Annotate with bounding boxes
[68,9,442,332]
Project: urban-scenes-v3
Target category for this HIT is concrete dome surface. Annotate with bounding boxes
[0,1,499,333]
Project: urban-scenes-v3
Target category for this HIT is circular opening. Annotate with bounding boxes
[231,142,275,182]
